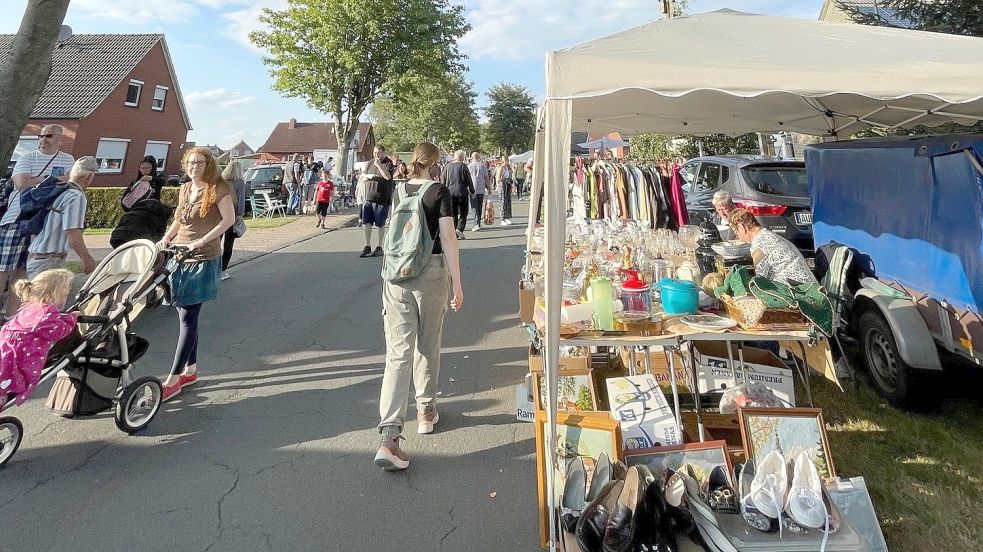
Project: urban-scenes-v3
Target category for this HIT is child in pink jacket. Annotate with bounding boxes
[0,269,77,409]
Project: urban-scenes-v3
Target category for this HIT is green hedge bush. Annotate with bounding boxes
[85,187,180,228]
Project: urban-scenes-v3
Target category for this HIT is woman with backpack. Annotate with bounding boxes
[120,156,165,211]
[374,142,464,472]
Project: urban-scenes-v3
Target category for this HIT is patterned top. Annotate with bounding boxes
[751,228,817,285]
[0,303,77,406]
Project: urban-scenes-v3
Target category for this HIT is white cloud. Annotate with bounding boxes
[186,88,257,109]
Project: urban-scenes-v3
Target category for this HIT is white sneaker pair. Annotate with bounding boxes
[744,450,826,530]
[501,219,512,226]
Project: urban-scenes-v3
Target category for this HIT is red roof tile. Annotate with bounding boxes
[259,121,372,153]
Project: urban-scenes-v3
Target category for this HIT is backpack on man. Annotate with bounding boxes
[381,180,437,283]
[16,176,75,236]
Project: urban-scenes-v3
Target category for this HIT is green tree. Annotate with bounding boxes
[0,0,71,170]
[629,133,759,161]
[250,0,469,177]
[371,71,480,152]
[483,83,536,155]
[838,0,983,36]
[479,123,499,156]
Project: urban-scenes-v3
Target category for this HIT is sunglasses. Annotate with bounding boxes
[38,133,62,139]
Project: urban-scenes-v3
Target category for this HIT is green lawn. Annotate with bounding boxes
[82,227,113,235]
[244,215,303,230]
[812,364,983,551]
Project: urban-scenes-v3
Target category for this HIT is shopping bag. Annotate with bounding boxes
[483,199,496,226]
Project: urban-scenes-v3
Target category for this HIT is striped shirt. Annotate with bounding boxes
[1,150,76,227]
[27,186,87,254]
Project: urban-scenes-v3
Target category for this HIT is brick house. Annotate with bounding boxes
[216,140,255,164]
[1,34,191,186]
[258,119,375,168]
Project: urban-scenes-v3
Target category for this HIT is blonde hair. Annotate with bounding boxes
[221,160,243,181]
[181,147,231,218]
[408,142,440,179]
[14,269,74,305]
[727,208,761,231]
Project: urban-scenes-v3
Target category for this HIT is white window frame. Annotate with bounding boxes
[95,137,131,174]
[13,136,40,161]
[152,85,168,111]
[145,140,171,172]
[125,79,144,107]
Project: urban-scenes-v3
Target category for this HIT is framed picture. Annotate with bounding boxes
[738,407,836,478]
[533,369,597,413]
[535,412,620,548]
[624,440,732,487]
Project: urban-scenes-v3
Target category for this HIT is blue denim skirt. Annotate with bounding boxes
[168,258,221,306]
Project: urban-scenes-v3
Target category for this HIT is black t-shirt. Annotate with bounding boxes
[398,179,453,254]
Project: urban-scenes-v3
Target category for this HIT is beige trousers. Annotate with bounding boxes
[377,255,449,435]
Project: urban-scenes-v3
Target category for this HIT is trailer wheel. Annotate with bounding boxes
[859,310,923,407]
[0,416,24,469]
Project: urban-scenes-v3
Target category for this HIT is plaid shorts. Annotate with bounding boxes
[0,224,29,272]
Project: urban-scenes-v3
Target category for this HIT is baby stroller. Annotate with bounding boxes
[0,240,191,468]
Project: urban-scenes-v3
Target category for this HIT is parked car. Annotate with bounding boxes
[243,163,290,205]
[678,155,814,254]
[808,134,983,406]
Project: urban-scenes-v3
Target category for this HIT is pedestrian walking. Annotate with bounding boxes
[314,168,335,228]
[441,150,474,239]
[467,152,490,232]
[25,156,98,279]
[220,160,247,280]
[374,142,464,471]
[287,153,304,215]
[514,161,526,200]
[156,147,236,402]
[0,124,75,319]
[496,155,513,226]
[359,144,395,258]
[302,154,321,214]
[121,155,164,210]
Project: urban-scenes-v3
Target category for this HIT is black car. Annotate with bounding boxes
[243,163,290,206]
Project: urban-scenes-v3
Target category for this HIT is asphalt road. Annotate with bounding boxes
[0,202,538,551]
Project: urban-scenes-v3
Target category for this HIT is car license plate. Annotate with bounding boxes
[795,212,813,225]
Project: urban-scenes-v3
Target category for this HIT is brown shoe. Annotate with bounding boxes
[417,407,439,434]
[374,435,409,471]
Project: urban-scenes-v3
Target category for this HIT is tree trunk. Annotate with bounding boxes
[0,0,72,171]
[333,115,359,183]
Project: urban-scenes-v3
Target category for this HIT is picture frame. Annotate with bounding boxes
[738,407,836,478]
[532,369,597,413]
[535,412,620,548]
[624,440,732,487]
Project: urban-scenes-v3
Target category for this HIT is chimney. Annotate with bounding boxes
[288,117,297,129]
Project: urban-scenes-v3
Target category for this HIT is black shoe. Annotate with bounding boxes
[561,457,587,533]
[576,479,622,552]
[586,453,612,503]
[704,465,738,513]
[601,466,644,552]
[359,246,372,257]
[371,246,383,257]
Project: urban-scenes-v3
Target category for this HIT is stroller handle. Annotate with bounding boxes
[77,315,111,325]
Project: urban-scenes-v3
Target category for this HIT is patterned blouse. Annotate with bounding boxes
[750,229,817,285]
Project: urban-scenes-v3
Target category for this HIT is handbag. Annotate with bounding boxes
[121,179,153,209]
[233,217,247,237]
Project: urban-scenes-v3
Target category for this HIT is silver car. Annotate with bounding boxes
[679,155,813,253]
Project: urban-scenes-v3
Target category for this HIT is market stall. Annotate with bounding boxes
[526,9,983,552]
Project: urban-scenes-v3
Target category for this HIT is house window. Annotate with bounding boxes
[95,138,130,174]
[125,79,143,107]
[145,141,170,171]
[231,149,240,157]
[152,85,168,111]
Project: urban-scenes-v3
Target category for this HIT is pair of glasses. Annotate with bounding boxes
[38,134,61,139]
[187,160,207,166]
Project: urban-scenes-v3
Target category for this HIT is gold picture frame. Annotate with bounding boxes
[738,407,836,478]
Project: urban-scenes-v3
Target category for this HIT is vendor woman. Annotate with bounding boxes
[729,208,817,286]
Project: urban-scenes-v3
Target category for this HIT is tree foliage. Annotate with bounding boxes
[249,0,469,176]
[371,72,480,152]
[838,0,983,36]
[483,83,536,155]
[0,0,71,170]
[629,133,759,163]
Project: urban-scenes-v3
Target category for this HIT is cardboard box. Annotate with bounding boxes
[515,374,536,423]
[606,374,682,450]
[691,342,795,406]
[618,347,692,393]
[518,280,535,324]
[528,345,589,374]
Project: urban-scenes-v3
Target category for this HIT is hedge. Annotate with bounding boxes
[84,187,181,228]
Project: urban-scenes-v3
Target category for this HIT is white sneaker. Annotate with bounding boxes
[505,218,512,225]
[471,225,481,232]
[785,452,826,529]
[748,450,788,520]
[220,271,231,281]
[500,220,508,226]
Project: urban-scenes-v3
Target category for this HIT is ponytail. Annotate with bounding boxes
[13,280,32,302]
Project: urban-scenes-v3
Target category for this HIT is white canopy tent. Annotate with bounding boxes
[509,150,534,164]
[529,9,983,551]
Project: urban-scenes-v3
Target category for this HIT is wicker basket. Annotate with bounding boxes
[719,294,811,331]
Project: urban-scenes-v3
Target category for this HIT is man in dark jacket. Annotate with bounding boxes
[441,150,475,239]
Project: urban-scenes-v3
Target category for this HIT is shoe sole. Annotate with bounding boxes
[179,377,198,389]
[417,412,439,434]
[374,452,409,471]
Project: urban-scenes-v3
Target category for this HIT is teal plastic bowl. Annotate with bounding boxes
[658,278,699,315]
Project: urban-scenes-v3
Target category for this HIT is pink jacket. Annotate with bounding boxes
[0,303,77,407]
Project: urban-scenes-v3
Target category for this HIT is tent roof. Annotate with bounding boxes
[546,9,983,136]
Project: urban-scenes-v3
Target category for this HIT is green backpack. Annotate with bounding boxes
[381,180,437,283]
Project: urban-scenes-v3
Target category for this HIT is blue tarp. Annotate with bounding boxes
[806,135,983,315]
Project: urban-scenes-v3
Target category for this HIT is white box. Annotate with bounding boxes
[605,375,682,450]
[692,343,796,406]
[515,376,536,423]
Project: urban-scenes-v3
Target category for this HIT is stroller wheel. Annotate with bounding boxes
[0,416,24,468]
[115,377,163,434]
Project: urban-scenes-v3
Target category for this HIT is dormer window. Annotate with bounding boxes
[125,80,143,107]
[152,85,168,111]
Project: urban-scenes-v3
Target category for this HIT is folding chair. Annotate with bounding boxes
[819,244,859,386]
[261,191,287,217]
[250,195,269,219]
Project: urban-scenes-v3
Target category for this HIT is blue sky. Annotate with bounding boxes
[4,0,826,149]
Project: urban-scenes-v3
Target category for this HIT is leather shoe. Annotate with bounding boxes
[576,479,623,552]
[601,465,645,552]
[586,453,612,503]
[561,457,587,533]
